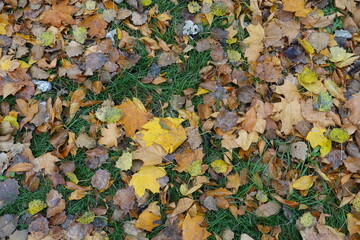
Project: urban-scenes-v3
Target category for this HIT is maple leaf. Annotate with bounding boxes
[182,213,212,240]
[32,153,60,175]
[242,24,264,65]
[118,98,151,137]
[42,0,77,27]
[132,144,167,166]
[98,123,122,148]
[343,95,360,126]
[140,117,187,154]
[80,14,108,38]
[129,166,166,197]
[272,99,304,135]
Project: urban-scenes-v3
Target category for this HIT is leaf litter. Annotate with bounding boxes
[0,0,359,239]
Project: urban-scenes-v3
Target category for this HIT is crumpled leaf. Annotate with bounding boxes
[129,166,167,197]
[28,199,47,215]
[140,117,187,154]
[77,212,95,224]
[292,175,317,190]
[96,106,123,123]
[328,128,350,143]
[115,151,132,170]
[210,159,228,173]
[313,91,333,112]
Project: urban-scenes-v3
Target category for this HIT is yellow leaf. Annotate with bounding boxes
[73,26,87,44]
[188,1,201,13]
[320,139,332,157]
[66,172,79,184]
[141,0,152,6]
[292,175,316,190]
[115,151,132,170]
[195,87,210,96]
[140,117,187,153]
[129,166,166,197]
[3,115,19,129]
[77,211,95,224]
[210,159,228,173]
[299,67,318,84]
[328,128,350,143]
[306,127,332,157]
[135,202,161,231]
[298,39,315,55]
[324,80,346,102]
[0,59,12,71]
[28,199,47,215]
[188,160,202,176]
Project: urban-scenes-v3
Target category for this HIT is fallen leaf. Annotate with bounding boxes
[28,199,47,215]
[113,186,135,211]
[170,198,194,217]
[210,159,228,174]
[32,153,60,175]
[0,179,20,208]
[0,214,17,238]
[129,166,167,197]
[115,151,133,170]
[80,14,108,38]
[95,106,123,123]
[135,202,161,231]
[42,0,77,27]
[292,175,317,190]
[98,123,122,148]
[118,98,151,137]
[343,95,360,126]
[132,144,166,166]
[255,201,281,217]
[140,117,187,154]
[91,169,110,191]
[182,213,212,240]
[290,142,308,161]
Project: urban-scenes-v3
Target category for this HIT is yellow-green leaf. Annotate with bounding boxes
[95,106,123,123]
[115,151,132,170]
[188,1,201,13]
[37,31,55,47]
[328,128,350,143]
[77,211,95,224]
[227,50,242,63]
[188,160,202,176]
[210,2,227,16]
[73,26,87,44]
[66,172,79,184]
[28,200,47,215]
[3,115,19,129]
[210,159,228,174]
[292,175,316,190]
[141,0,152,6]
[299,67,318,84]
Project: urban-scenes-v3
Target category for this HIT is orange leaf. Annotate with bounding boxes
[42,0,77,27]
[80,14,108,38]
[182,213,212,240]
[135,202,161,231]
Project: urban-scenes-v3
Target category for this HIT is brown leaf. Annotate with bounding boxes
[344,157,360,173]
[32,152,60,175]
[182,213,212,240]
[133,144,166,166]
[85,148,108,169]
[118,98,151,137]
[98,123,122,147]
[170,198,194,217]
[28,215,49,240]
[46,190,65,218]
[157,51,179,67]
[80,14,108,38]
[255,201,281,217]
[214,110,238,132]
[42,0,77,27]
[91,169,110,191]
[75,133,96,149]
[344,95,360,126]
[113,186,136,211]
[0,214,17,238]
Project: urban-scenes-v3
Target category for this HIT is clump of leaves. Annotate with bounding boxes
[328,128,350,143]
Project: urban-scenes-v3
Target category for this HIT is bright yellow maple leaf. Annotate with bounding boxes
[129,166,167,197]
[292,175,317,190]
[140,117,187,153]
[306,127,331,157]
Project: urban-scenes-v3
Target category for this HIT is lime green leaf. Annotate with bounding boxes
[210,159,228,173]
[227,50,242,63]
[328,128,350,143]
[77,211,95,224]
[73,26,87,44]
[142,0,152,6]
[95,106,123,123]
[188,160,202,176]
[115,151,132,170]
[313,91,333,112]
[299,212,316,228]
[37,31,55,46]
[28,199,47,215]
[210,2,227,16]
[66,172,79,184]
